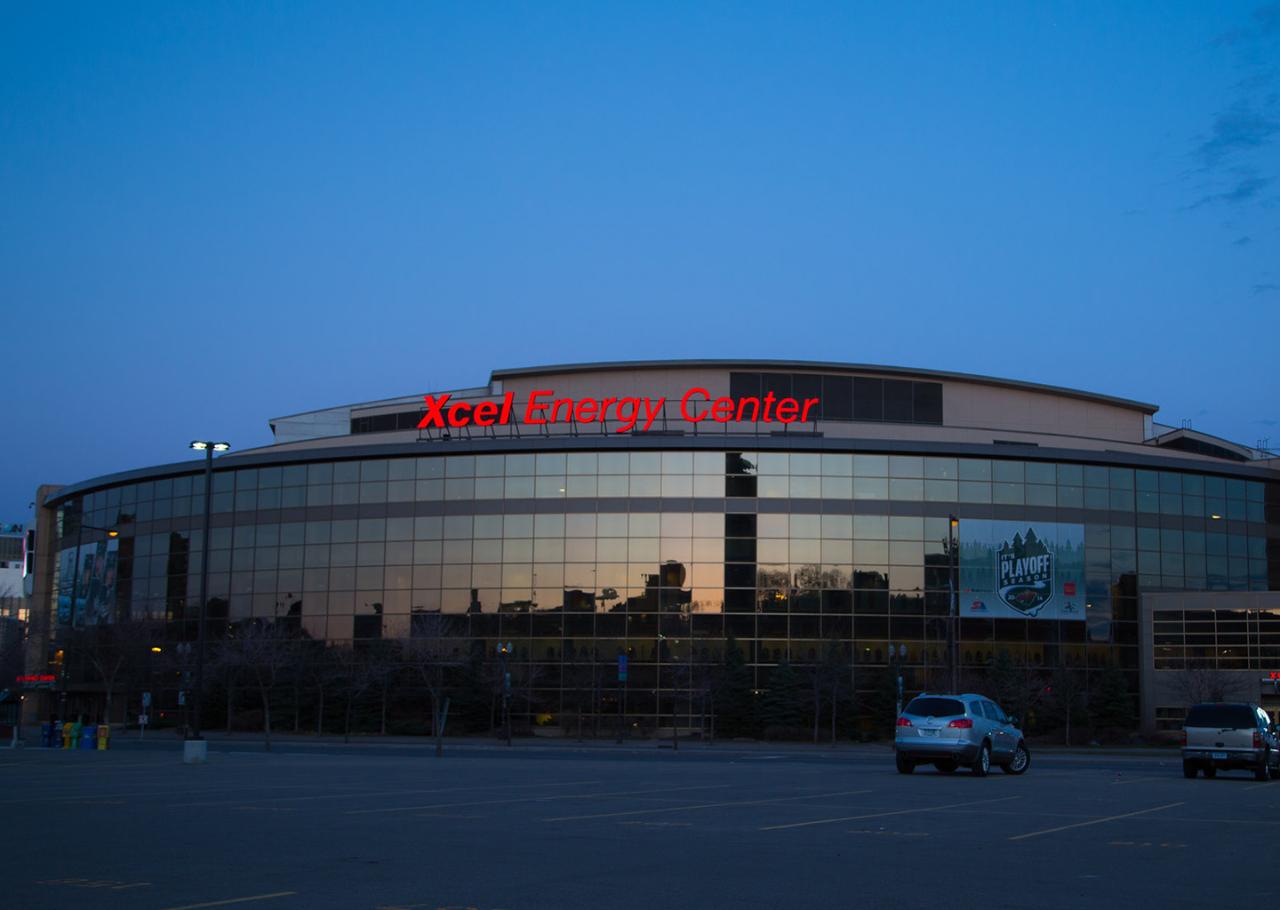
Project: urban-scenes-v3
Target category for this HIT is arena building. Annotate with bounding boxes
[24,361,1280,737]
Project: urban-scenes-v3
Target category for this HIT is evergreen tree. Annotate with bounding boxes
[760,660,806,736]
[715,635,756,738]
[1089,666,1136,734]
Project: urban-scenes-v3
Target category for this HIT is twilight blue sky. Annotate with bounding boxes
[2,2,1278,522]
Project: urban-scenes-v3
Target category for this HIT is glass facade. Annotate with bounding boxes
[51,448,1278,727]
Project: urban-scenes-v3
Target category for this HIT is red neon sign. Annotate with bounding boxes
[16,674,56,684]
[417,389,821,435]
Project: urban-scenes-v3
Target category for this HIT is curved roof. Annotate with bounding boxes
[490,360,1160,413]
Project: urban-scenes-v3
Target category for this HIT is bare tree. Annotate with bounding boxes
[66,620,157,725]
[1166,664,1251,706]
[807,638,848,745]
[402,614,461,757]
[224,620,298,751]
[298,642,337,735]
[335,644,385,742]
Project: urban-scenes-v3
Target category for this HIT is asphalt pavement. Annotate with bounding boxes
[1,735,1272,910]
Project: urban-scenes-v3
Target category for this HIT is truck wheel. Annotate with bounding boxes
[1182,761,1198,779]
[1203,766,1217,779]
[1255,754,1271,782]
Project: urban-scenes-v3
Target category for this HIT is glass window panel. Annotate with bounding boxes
[662,474,694,497]
[630,452,660,474]
[534,453,566,475]
[924,457,957,480]
[470,455,503,478]
[889,516,923,540]
[889,478,923,500]
[853,476,888,499]
[790,514,821,538]
[958,459,991,482]
[925,479,958,501]
[958,481,991,503]
[504,454,535,476]
[853,454,888,477]
[387,459,415,482]
[628,475,660,497]
[854,515,888,538]
[791,454,820,476]
[535,476,567,498]
[821,454,853,476]
[889,456,923,478]
[993,482,1024,505]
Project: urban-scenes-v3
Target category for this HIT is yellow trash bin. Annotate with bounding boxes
[61,722,74,749]
[97,724,110,750]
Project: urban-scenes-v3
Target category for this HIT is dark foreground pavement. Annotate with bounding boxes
[1,737,1275,910]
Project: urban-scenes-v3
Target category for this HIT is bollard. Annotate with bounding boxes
[97,724,110,750]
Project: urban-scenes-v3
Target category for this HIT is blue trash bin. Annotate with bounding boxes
[80,725,97,750]
[40,722,54,748]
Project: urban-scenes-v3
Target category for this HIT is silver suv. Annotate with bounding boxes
[895,693,1030,776]
[1181,703,1280,781]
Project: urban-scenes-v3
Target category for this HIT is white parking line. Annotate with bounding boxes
[759,796,1023,831]
[159,892,297,910]
[1008,802,1184,841]
[172,779,604,807]
[347,783,731,815]
[544,788,874,822]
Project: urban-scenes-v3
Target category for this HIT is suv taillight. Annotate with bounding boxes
[1254,731,1263,748]
[948,718,974,729]
[896,717,912,727]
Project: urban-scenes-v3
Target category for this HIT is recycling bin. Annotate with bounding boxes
[80,725,97,750]
[40,722,54,748]
[62,722,74,749]
[97,724,110,750]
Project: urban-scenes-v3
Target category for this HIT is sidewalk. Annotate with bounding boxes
[12,724,1176,760]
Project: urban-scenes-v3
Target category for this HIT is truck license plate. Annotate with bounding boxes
[1211,751,1228,760]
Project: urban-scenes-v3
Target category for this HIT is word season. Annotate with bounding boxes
[416,388,821,434]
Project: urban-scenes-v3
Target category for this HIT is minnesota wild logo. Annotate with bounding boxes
[996,528,1054,616]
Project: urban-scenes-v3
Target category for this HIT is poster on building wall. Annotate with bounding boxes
[958,520,1085,620]
[56,539,119,626]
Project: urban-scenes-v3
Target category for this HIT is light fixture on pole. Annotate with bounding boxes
[185,439,229,764]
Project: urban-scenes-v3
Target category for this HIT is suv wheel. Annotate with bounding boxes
[971,742,991,777]
[1182,761,1198,779]
[1255,753,1272,782]
[895,753,915,775]
[1001,742,1030,775]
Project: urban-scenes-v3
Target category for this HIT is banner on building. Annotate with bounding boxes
[958,520,1085,620]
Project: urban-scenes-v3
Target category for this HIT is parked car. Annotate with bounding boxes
[1181,702,1280,781]
[894,693,1030,776]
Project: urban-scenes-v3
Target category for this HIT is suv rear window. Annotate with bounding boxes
[904,697,965,718]
[1184,704,1257,729]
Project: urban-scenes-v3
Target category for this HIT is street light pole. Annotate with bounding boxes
[498,641,512,746]
[949,515,960,695]
[186,440,229,764]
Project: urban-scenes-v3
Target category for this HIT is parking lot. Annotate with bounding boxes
[1,740,1277,910]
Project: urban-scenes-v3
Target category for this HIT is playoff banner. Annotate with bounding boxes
[958,520,1085,621]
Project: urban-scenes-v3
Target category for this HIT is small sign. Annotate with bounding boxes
[1063,581,1077,596]
[142,691,152,708]
[617,654,628,682]
[177,691,186,706]
[138,714,149,726]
